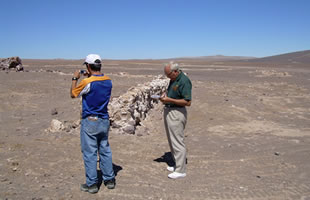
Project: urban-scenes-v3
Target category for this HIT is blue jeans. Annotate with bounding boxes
[80,117,115,186]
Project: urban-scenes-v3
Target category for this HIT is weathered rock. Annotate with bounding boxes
[123,125,135,134]
[46,119,80,133]
[111,121,122,128]
[127,119,136,126]
[109,75,169,135]
[0,56,24,71]
[48,119,64,132]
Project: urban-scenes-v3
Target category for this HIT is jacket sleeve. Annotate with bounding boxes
[72,79,88,98]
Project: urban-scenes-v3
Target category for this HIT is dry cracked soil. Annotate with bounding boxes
[0,59,310,200]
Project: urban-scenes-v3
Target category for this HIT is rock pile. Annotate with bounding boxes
[109,75,169,134]
[46,75,169,135]
[0,56,24,71]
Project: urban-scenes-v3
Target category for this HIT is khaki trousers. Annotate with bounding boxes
[164,107,187,173]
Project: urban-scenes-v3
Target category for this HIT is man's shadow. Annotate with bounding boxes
[97,163,123,188]
[153,152,175,167]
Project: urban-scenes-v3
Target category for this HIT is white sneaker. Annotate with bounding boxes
[167,166,175,172]
[168,172,186,179]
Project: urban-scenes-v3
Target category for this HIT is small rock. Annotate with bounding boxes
[128,120,136,126]
[274,152,280,156]
[123,125,135,134]
[51,108,58,115]
[111,122,122,128]
[49,119,64,132]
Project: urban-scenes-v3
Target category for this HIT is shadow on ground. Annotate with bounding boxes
[154,152,175,167]
[97,163,123,189]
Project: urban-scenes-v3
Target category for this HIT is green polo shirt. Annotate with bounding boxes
[166,71,192,107]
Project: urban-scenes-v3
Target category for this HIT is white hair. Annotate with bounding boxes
[165,61,179,71]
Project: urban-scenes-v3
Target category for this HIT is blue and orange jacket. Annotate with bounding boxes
[72,74,112,119]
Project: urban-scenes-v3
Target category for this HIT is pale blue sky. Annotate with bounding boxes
[0,0,309,59]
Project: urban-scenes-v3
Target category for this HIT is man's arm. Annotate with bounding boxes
[160,95,191,107]
[70,70,80,98]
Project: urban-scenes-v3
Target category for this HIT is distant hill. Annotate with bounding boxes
[170,55,256,62]
[246,50,310,64]
[21,50,310,64]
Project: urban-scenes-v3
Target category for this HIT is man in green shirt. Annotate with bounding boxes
[160,62,192,179]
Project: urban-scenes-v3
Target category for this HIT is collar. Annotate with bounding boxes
[92,73,104,77]
[175,71,183,81]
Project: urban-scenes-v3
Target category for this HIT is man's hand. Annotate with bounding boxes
[73,70,81,79]
[70,70,81,98]
[159,93,168,104]
[160,93,191,107]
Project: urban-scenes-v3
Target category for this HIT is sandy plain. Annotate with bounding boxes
[0,58,310,200]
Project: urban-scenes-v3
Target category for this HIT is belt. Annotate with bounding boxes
[165,104,184,108]
[86,115,105,121]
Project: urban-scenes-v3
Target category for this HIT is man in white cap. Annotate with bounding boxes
[70,54,115,193]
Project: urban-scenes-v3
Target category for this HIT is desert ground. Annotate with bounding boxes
[0,58,310,200]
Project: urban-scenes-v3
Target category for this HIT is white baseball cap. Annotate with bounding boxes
[83,54,101,65]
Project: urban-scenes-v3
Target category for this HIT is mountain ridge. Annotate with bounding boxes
[244,50,310,64]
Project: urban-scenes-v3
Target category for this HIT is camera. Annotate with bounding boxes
[80,70,86,74]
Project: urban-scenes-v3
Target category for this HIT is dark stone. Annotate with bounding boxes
[123,125,135,134]
[111,122,122,128]
[51,108,58,115]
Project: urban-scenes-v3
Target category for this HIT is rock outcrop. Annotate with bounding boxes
[0,56,24,71]
[108,75,169,134]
